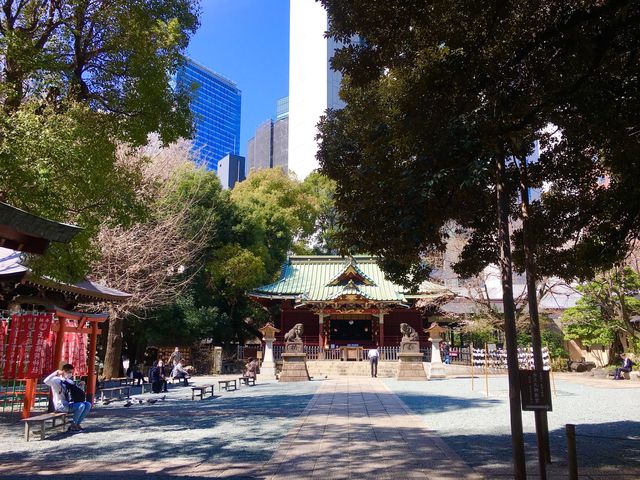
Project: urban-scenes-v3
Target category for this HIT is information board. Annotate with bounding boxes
[519,370,552,411]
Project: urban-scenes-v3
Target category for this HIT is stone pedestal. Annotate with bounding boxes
[279,352,310,382]
[428,335,446,379]
[260,337,277,380]
[396,341,428,381]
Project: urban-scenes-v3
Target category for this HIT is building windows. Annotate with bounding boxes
[176,58,241,171]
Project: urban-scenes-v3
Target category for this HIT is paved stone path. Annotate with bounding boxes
[262,378,481,480]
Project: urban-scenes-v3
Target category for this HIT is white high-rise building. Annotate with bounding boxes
[288,1,343,179]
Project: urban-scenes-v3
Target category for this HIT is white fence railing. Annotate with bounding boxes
[237,344,550,366]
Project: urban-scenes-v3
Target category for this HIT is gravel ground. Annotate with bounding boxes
[0,376,320,469]
[385,374,640,473]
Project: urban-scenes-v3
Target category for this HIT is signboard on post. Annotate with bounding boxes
[519,370,552,411]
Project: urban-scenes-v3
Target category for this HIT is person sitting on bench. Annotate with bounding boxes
[244,357,258,380]
[613,354,635,379]
[171,360,190,386]
[44,364,91,432]
[158,360,169,392]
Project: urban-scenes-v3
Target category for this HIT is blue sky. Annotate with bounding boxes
[186,0,290,156]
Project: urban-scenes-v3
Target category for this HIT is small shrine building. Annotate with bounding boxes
[249,256,449,349]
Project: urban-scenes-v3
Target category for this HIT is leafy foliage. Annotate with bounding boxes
[230,168,319,275]
[124,169,332,359]
[301,172,339,254]
[561,266,640,356]
[317,1,640,286]
[0,0,200,280]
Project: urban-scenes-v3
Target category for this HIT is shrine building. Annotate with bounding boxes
[249,256,449,350]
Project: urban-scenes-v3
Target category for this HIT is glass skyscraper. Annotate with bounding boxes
[176,58,241,170]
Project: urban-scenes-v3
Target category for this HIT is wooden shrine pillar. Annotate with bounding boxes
[378,312,385,348]
[53,318,67,369]
[21,379,37,419]
[318,313,325,348]
[86,321,99,403]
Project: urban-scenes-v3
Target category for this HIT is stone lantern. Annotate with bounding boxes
[425,322,448,379]
[259,323,280,380]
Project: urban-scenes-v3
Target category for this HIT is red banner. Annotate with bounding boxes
[1,314,89,379]
[16,313,34,378]
[0,319,7,372]
[3,314,21,378]
[26,314,53,378]
[49,319,89,376]
[63,320,88,376]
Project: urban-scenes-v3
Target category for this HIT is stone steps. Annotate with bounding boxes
[304,360,474,378]
[306,360,401,378]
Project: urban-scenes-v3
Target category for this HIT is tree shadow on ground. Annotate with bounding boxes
[394,391,501,414]
[437,420,640,471]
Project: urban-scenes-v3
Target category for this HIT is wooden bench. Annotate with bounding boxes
[119,377,136,386]
[239,376,256,386]
[218,379,237,391]
[191,384,215,400]
[99,386,131,401]
[22,413,72,441]
[140,382,154,393]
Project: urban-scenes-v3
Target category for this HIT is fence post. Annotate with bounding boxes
[566,424,578,480]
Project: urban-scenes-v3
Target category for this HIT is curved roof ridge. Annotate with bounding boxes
[326,256,376,286]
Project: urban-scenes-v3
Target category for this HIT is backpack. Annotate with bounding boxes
[62,381,86,403]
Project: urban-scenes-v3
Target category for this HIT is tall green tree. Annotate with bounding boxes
[562,266,640,360]
[301,171,339,254]
[130,169,325,358]
[230,168,318,274]
[317,1,640,476]
[0,0,200,280]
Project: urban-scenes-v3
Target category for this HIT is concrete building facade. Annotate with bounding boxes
[217,154,246,190]
[288,1,344,179]
[246,97,289,174]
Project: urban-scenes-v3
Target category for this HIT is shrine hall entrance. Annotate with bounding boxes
[328,315,374,345]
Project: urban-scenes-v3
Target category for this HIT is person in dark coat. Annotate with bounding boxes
[613,354,635,379]
[158,360,168,392]
[149,361,163,393]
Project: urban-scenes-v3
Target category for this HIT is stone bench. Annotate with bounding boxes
[218,379,237,391]
[239,376,256,386]
[22,413,72,441]
[191,384,215,400]
[99,386,131,401]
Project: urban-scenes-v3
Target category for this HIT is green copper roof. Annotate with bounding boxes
[250,256,448,304]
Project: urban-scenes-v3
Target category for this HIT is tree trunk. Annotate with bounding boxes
[517,150,551,473]
[103,310,124,379]
[496,145,527,480]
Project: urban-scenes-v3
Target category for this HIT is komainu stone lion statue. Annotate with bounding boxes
[400,323,419,342]
[284,323,304,343]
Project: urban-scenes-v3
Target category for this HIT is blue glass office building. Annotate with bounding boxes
[176,59,241,170]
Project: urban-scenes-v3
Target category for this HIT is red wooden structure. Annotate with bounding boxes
[21,308,108,418]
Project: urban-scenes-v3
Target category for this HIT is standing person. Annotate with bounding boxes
[613,354,635,379]
[44,364,91,432]
[168,347,182,367]
[442,341,451,365]
[368,346,380,378]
